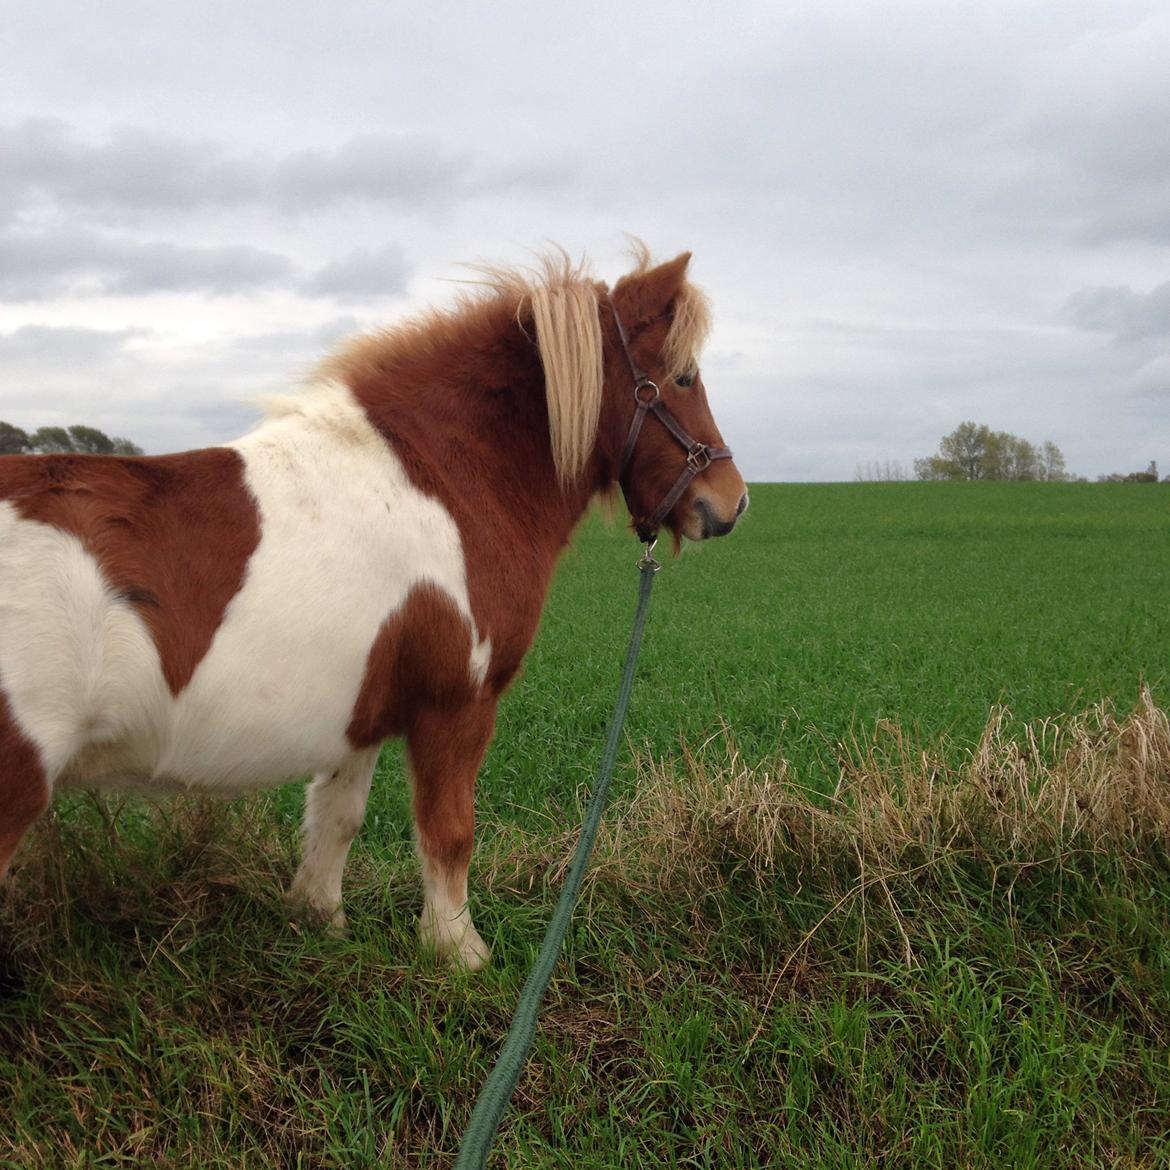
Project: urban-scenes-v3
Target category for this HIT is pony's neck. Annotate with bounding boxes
[343,298,606,557]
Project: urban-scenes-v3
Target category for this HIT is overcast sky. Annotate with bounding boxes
[2,0,1168,481]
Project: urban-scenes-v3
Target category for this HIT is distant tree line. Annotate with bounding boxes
[914,422,1069,482]
[1096,461,1165,484]
[855,460,910,482]
[856,423,1167,483]
[0,420,143,456]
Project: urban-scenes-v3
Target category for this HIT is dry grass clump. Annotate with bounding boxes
[1,793,299,947]
[671,687,1162,881]
[488,687,1170,916]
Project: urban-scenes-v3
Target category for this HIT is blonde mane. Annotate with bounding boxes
[317,245,710,487]
[527,263,605,486]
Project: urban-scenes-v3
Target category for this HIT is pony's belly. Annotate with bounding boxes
[57,755,303,799]
[54,684,350,795]
[160,659,357,791]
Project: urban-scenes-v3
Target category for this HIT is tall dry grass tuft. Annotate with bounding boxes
[483,688,1170,960]
[619,687,1168,886]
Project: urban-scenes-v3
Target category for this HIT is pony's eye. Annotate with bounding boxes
[675,371,695,388]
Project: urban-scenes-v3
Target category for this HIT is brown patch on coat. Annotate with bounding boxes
[341,293,582,698]
[346,586,481,748]
[1,449,260,696]
[408,698,497,872]
[0,690,49,882]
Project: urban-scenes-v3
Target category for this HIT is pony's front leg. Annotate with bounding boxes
[407,698,497,971]
[289,746,380,933]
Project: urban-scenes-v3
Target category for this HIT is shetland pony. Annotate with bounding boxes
[0,248,747,968]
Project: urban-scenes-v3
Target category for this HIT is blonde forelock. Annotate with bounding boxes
[620,237,712,379]
[663,281,712,380]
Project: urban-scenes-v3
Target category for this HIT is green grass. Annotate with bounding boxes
[475,481,1169,822]
[2,482,1169,1168]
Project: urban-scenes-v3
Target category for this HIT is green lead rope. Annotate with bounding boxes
[452,551,659,1170]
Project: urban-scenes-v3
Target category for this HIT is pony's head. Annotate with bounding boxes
[530,247,748,547]
[607,249,748,544]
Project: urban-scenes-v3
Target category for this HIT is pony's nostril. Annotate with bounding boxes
[736,492,749,518]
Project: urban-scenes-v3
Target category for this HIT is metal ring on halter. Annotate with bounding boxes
[634,380,660,406]
[636,537,661,572]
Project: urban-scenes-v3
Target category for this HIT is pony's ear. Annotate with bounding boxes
[617,252,693,325]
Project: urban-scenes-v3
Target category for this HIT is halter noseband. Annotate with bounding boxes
[611,301,733,543]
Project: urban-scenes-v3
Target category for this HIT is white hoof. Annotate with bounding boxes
[286,884,347,936]
[420,907,491,971]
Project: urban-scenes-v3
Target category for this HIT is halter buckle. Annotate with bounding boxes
[686,443,712,473]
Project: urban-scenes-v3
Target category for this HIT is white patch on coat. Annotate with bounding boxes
[0,381,490,793]
[0,502,169,780]
[469,636,492,689]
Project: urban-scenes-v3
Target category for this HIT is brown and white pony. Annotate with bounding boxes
[0,248,747,968]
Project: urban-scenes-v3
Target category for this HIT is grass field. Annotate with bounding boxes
[2,482,1169,1168]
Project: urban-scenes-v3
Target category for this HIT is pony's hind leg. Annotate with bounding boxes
[289,746,380,933]
[407,699,496,971]
[0,693,50,884]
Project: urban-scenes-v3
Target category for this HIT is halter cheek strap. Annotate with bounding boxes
[611,302,733,542]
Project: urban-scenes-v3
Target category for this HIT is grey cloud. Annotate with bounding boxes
[108,240,295,296]
[0,324,155,437]
[466,158,579,197]
[313,315,364,346]
[990,16,1170,247]
[997,141,1170,249]
[1063,282,1170,341]
[303,245,411,301]
[0,218,415,304]
[1129,355,1170,400]
[0,119,553,222]
[272,136,465,210]
[0,119,262,216]
[641,10,1170,255]
[224,316,365,357]
[0,227,295,299]
[178,396,265,439]
[0,322,149,363]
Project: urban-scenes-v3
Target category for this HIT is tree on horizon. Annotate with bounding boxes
[915,422,1069,482]
[0,421,144,456]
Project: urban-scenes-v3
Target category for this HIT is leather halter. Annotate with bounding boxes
[611,301,734,542]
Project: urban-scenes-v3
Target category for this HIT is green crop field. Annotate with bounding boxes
[2,482,1169,1168]
[483,479,1169,813]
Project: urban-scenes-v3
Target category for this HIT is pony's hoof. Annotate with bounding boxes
[453,928,491,972]
[286,890,347,936]
[419,913,491,971]
[321,910,348,938]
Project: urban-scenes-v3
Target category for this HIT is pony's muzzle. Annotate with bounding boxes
[693,492,748,539]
